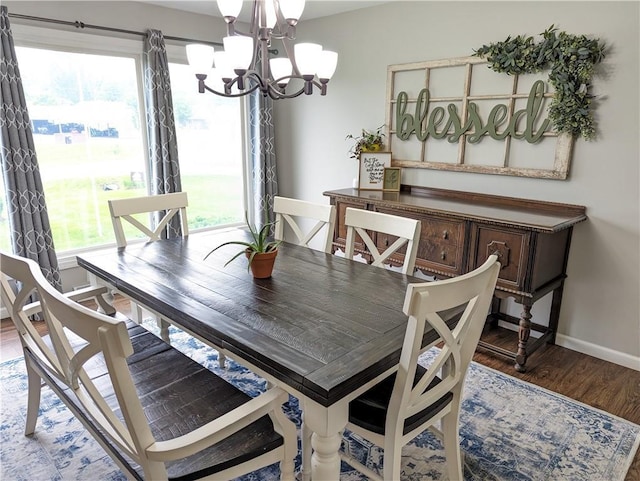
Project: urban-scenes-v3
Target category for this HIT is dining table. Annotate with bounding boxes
[76,228,453,481]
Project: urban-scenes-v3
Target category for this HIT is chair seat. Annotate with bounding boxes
[349,364,453,436]
[40,319,283,481]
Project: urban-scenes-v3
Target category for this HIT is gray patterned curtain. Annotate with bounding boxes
[143,29,182,238]
[0,6,62,291]
[248,91,278,227]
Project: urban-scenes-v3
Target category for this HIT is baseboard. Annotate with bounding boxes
[555,334,640,371]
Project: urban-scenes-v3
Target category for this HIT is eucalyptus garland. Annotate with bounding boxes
[474,25,606,140]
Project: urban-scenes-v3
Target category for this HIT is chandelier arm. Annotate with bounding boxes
[267,84,307,100]
[280,35,301,76]
[201,81,261,98]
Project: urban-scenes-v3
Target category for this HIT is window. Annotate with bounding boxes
[1,28,246,255]
[168,63,244,231]
[4,46,147,253]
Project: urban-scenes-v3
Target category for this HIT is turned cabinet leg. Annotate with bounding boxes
[515,303,533,372]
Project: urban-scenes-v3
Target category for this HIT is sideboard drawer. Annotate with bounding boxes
[469,224,531,291]
[416,241,461,270]
[421,217,464,245]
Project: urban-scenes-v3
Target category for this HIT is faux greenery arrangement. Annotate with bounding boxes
[346,125,385,159]
[473,25,606,140]
[204,211,281,271]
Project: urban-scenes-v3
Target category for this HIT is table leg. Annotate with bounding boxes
[301,398,348,481]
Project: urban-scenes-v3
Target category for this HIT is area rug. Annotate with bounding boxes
[1,322,638,481]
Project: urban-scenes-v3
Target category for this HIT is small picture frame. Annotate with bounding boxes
[383,167,401,192]
[358,152,392,190]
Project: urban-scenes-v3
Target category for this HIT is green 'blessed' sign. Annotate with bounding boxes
[396,80,550,144]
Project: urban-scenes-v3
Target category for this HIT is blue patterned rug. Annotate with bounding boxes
[1,322,638,481]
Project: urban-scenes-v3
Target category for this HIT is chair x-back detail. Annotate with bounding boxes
[339,255,500,480]
[0,252,297,481]
[108,192,189,248]
[344,207,421,275]
[273,196,337,253]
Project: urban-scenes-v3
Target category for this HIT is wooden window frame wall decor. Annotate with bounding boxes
[385,56,574,179]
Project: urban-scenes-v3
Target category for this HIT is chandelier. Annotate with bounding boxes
[186,0,338,100]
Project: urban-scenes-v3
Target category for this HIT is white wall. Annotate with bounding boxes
[274,1,640,367]
[5,1,639,368]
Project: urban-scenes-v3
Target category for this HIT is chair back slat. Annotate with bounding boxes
[108,192,189,247]
[344,207,421,274]
[274,196,337,253]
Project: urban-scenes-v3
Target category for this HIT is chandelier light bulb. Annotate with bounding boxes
[213,51,235,80]
[279,0,305,22]
[316,50,338,80]
[223,36,254,71]
[186,44,215,75]
[217,0,243,19]
[295,43,322,77]
[270,57,293,85]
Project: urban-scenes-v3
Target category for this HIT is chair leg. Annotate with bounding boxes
[301,415,312,481]
[442,408,463,481]
[382,440,403,481]
[24,360,42,436]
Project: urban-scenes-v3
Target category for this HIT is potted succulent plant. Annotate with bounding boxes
[204,212,281,279]
[346,124,385,160]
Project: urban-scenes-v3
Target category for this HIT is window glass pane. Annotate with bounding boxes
[6,46,147,252]
[169,63,244,230]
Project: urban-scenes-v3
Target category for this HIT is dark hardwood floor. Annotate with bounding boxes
[2,295,639,480]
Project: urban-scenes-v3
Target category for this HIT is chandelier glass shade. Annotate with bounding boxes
[186,0,338,99]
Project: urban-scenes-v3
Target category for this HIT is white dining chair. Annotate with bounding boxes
[107,193,227,367]
[344,207,421,275]
[273,196,337,253]
[108,192,189,248]
[339,255,500,480]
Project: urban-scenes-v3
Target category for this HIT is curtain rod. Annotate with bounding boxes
[8,12,223,47]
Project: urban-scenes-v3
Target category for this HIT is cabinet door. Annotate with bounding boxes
[375,207,466,276]
[469,223,531,292]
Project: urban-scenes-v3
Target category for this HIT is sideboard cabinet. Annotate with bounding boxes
[324,186,587,371]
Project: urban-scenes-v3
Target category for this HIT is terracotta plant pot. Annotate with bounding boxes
[246,249,278,279]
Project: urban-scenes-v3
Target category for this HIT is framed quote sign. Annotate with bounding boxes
[358,152,392,190]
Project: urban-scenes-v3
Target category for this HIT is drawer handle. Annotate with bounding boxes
[440,251,446,260]
[442,230,448,240]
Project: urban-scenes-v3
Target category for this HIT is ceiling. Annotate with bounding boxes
[136,1,392,22]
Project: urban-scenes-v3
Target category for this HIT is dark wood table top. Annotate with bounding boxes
[77,229,444,407]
